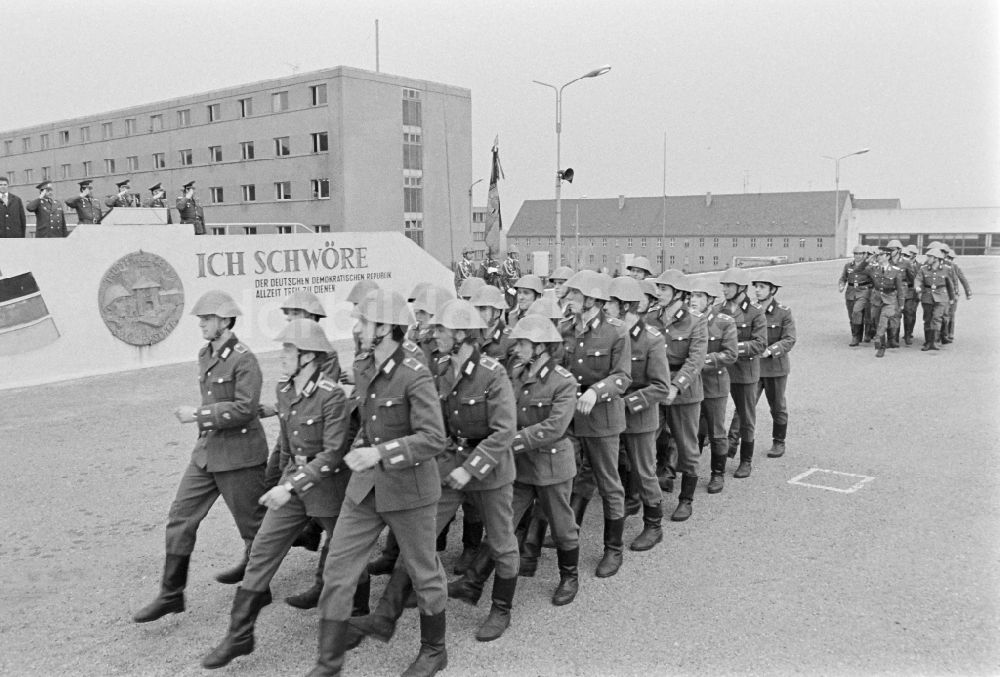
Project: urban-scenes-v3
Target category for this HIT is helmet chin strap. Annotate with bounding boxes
[448,330,465,356]
[369,324,390,348]
[288,351,313,380]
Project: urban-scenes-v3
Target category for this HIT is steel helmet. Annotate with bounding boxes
[412,284,454,316]
[718,267,751,287]
[458,276,487,298]
[671,274,691,293]
[275,318,334,353]
[513,274,545,295]
[626,256,654,276]
[639,279,659,299]
[280,290,327,318]
[751,274,782,288]
[608,276,643,303]
[354,289,413,326]
[509,315,563,343]
[470,284,507,310]
[408,282,431,303]
[686,278,717,297]
[461,244,474,255]
[506,245,519,255]
[654,268,685,289]
[190,290,242,317]
[924,248,944,259]
[904,244,919,255]
[926,241,945,249]
[886,239,904,250]
[346,279,380,305]
[564,270,611,301]
[549,266,575,282]
[852,244,867,254]
[526,295,565,320]
[435,299,488,330]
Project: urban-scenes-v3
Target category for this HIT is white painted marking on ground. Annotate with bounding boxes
[787,467,875,493]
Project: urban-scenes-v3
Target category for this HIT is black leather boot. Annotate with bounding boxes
[875,335,885,358]
[447,546,494,606]
[351,572,370,617]
[849,323,861,346]
[629,502,663,551]
[726,434,739,459]
[346,569,411,650]
[292,518,323,552]
[595,518,624,578]
[888,326,900,348]
[454,515,483,575]
[202,587,269,669]
[922,329,937,351]
[306,619,349,677]
[551,548,579,606]
[133,554,189,623]
[734,440,754,478]
[367,530,399,576]
[707,442,727,494]
[475,575,517,642]
[518,513,548,577]
[570,493,590,527]
[768,423,787,458]
[671,475,697,521]
[286,541,328,609]
[437,516,453,552]
[216,544,250,585]
[401,611,447,677]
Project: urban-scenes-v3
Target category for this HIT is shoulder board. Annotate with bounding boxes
[645,326,662,337]
[402,356,424,372]
[436,355,450,365]
[750,301,762,308]
[234,343,248,353]
[501,327,512,335]
[317,377,336,392]
[479,355,500,371]
[716,312,734,322]
[402,339,419,352]
[354,350,370,362]
[689,309,704,318]
[606,317,624,326]
[554,365,573,379]
[277,375,290,383]
[778,303,790,311]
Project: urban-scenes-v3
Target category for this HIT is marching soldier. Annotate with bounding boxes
[857,247,905,358]
[719,268,767,478]
[508,274,544,328]
[561,270,632,578]
[25,182,68,238]
[838,244,874,346]
[898,244,921,345]
[941,246,972,344]
[454,245,478,292]
[310,289,448,677]
[547,266,575,303]
[625,256,655,280]
[471,284,514,363]
[144,182,174,223]
[105,178,141,208]
[132,291,269,624]
[64,180,103,224]
[750,274,796,458]
[408,283,455,365]
[914,248,954,351]
[177,180,206,235]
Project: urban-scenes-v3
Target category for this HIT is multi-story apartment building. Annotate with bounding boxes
[0,66,472,266]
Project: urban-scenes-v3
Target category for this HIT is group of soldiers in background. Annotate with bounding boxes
[131,253,795,677]
[839,240,972,356]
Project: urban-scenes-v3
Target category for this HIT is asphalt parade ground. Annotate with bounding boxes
[1,257,998,677]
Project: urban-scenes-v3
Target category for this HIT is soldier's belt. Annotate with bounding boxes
[451,436,486,450]
[294,455,315,466]
[849,282,872,288]
[669,363,685,371]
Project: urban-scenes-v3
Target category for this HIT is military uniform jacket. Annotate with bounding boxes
[622,319,669,433]
[407,327,438,366]
[701,308,738,399]
[346,344,445,512]
[278,370,351,517]
[661,304,707,405]
[914,266,955,304]
[104,192,141,208]
[859,259,905,308]
[898,258,918,300]
[435,349,517,491]
[25,197,67,238]
[561,311,632,437]
[839,261,873,300]
[64,195,103,224]
[0,193,26,238]
[480,322,514,364]
[758,299,797,378]
[192,335,269,472]
[945,262,972,297]
[143,197,174,223]
[176,196,205,231]
[454,259,477,289]
[509,357,577,486]
[719,294,766,385]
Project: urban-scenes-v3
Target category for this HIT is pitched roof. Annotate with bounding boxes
[853,198,902,210]
[509,190,857,237]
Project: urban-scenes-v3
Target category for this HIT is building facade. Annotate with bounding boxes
[0,66,472,266]
[851,203,1000,255]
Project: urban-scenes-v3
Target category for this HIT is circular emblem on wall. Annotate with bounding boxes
[98,250,185,346]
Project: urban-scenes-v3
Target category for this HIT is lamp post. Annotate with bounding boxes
[533,65,611,267]
[822,148,869,250]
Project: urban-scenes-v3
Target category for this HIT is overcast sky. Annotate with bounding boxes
[1,0,995,215]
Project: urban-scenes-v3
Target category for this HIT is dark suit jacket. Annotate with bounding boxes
[0,193,27,237]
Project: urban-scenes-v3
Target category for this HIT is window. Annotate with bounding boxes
[210,187,224,203]
[641,237,647,248]
[404,176,422,212]
[311,132,329,153]
[277,225,292,234]
[713,255,719,266]
[602,254,608,264]
[240,141,255,160]
[549,237,555,245]
[404,219,424,247]
[275,181,292,200]
[80,126,91,142]
[22,137,31,152]
[310,84,327,106]
[6,171,15,183]
[817,237,824,248]
[669,255,676,265]
[656,238,661,249]
[3,140,11,155]
[152,152,166,169]
[732,237,738,248]
[698,255,705,265]
[311,178,330,199]
[799,238,806,248]
[239,98,253,118]
[669,237,675,247]
[403,132,421,169]
[402,89,422,126]
[313,225,331,233]
[799,257,805,262]
[683,239,690,248]
[179,149,193,166]
[243,226,257,235]
[177,109,191,126]
[274,137,290,156]
[783,237,789,248]
[766,237,773,248]
[59,130,69,145]
[60,164,71,179]
[473,231,485,241]
[589,254,596,264]
[125,119,136,136]
[698,237,705,247]
[749,237,757,248]
[713,237,719,247]
[271,91,289,112]
[627,237,633,248]
[211,227,226,235]
[241,184,256,201]
[126,156,139,171]
[150,114,163,131]
[105,158,116,174]
[41,166,51,180]
[102,122,113,139]
[209,145,223,162]
[656,253,663,265]
[40,134,50,150]
[82,161,92,177]
[23,169,33,183]
[207,103,221,122]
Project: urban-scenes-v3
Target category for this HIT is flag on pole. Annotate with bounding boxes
[483,136,505,258]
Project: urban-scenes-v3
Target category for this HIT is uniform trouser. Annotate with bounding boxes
[165,461,267,556]
[511,479,578,550]
[464,483,519,579]
[655,407,678,478]
[922,301,948,332]
[571,435,626,520]
[700,396,728,447]
[903,297,919,337]
[943,298,959,339]
[727,382,758,444]
[242,497,337,592]
[845,295,869,326]
[666,402,701,477]
[870,296,899,337]
[318,491,446,622]
[755,376,788,428]
[621,431,663,505]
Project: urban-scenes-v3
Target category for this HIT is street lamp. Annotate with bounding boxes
[822,148,869,249]
[534,65,611,267]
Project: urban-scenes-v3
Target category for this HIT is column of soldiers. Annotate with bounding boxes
[132,256,796,676]
[839,240,972,356]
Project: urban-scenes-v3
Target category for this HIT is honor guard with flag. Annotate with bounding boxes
[26,182,68,238]
[177,180,206,235]
[64,180,103,224]
[455,245,478,292]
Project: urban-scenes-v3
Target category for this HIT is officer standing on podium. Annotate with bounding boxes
[26,182,68,238]
[177,180,206,235]
[64,180,103,224]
